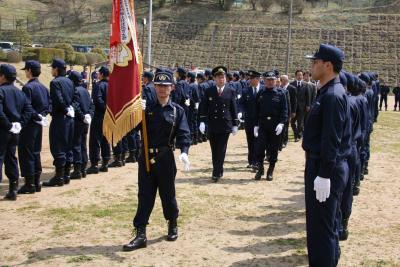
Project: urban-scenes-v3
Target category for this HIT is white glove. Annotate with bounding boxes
[140,99,146,110]
[179,153,190,171]
[314,176,331,202]
[199,122,205,134]
[84,114,92,125]
[254,126,259,138]
[237,94,241,99]
[232,126,238,136]
[238,112,243,120]
[66,106,75,118]
[35,114,49,127]
[185,99,190,107]
[275,123,284,135]
[9,122,22,134]
[195,102,199,110]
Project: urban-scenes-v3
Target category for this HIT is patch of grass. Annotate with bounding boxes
[361,259,400,267]
[371,112,400,154]
[66,255,94,264]
[16,202,42,212]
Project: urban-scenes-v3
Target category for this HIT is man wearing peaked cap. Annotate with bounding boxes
[18,60,51,194]
[303,44,352,267]
[0,64,33,200]
[68,71,94,180]
[87,66,111,175]
[172,67,191,117]
[238,70,263,170]
[43,59,79,187]
[199,65,239,182]
[187,72,201,145]
[123,67,191,251]
[253,71,288,181]
[196,72,209,143]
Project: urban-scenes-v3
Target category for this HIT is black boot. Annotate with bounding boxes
[64,163,71,185]
[70,164,82,180]
[81,162,87,178]
[167,219,178,241]
[125,152,137,163]
[339,218,349,241]
[43,167,64,187]
[364,161,369,175]
[122,227,147,251]
[121,153,126,166]
[353,186,360,196]
[255,165,264,180]
[4,180,18,200]
[266,163,275,181]
[99,160,109,172]
[86,162,99,175]
[34,173,42,192]
[109,155,123,168]
[17,176,36,194]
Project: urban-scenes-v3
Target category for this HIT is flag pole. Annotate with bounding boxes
[142,108,151,173]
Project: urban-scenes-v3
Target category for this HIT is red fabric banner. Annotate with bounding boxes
[103,0,143,147]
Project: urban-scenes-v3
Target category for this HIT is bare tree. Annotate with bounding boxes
[249,0,258,10]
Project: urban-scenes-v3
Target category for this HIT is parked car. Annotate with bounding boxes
[0,42,14,52]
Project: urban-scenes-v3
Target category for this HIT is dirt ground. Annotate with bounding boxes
[0,89,399,266]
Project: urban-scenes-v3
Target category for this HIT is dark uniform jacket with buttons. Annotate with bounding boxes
[290,80,310,112]
[348,95,362,145]
[393,87,400,97]
[171,79,189,109]
[0,82,32,132]
[22,78,51,122]
[255,87,288,129]
[50,76,79,116]
[364,87,375,132]
[200,84,239,134]
[75,86,94,122]
[92,79,108,118]
[380,85,390,96]
[142,81,157,108]
[239,84,264,123]
[278,86,291,117]
[145,100,191,154]
[302,77,352,179]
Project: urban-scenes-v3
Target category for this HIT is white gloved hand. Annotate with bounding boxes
[237,94,241,99]
[199,122,205,134]
[238,112,243,120]
[314,176,331,202]
[185,99,190,107]
[35,114,49,127]
[254,126,259,138]
[84,114,92,125]
[179,153,190,171]
[66,106,75,118]
[195,102,199,110]
[275,123,284,136]
[140,99,146,110]
[9,122,22,134]
[232,126,238,136]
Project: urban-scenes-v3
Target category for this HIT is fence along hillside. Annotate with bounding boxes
[141,14,400,85]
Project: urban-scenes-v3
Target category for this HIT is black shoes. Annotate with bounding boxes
[4,180,18,201]
[64,163,71,185]
[167,219,178,241]
[122,227,147,251]
[339,218,349,241]
[17,176,36,194]
[70,164,82,180]
[255,166,264,180]
[266,163,275,181]
[99,161,109,172]
[109,155,123,168]
[86,164,99,175]
[125,152,137,163]
[43,167,64,187]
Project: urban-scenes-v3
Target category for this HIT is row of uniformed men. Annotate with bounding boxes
[0,59,143,201]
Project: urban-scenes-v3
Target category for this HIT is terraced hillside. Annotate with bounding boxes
[142,14,400,85]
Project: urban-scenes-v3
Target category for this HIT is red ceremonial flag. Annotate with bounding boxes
[103,0,143,146]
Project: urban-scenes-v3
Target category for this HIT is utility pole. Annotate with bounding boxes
[142,18,147,63]
[285,0,293,75]
[147,0,153,67]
